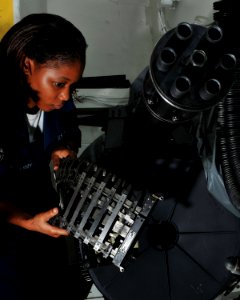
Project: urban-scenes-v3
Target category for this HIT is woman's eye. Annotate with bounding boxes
[54,82,65,88]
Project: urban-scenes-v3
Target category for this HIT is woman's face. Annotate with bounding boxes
[24,58,84,112]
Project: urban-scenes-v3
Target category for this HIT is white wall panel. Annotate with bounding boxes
[164,0,215,29]
[46,0,163,83]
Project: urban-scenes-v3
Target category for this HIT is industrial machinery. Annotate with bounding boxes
[53,0,240,299]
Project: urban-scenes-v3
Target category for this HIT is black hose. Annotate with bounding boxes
[216,60,240,210]
[213,0,240,210]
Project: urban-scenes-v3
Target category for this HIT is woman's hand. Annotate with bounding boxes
[24,207,69,238]
[51,147,77,171]
[3,203,69,238]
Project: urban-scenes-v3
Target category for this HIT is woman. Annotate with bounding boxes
[0,13,91,299]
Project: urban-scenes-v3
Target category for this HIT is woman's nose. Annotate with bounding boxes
[58,88,70,101]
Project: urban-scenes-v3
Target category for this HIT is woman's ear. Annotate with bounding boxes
[23,57,34,75]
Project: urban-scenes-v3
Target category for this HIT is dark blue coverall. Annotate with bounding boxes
[0,99,88,300]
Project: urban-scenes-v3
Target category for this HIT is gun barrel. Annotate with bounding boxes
[220,53,236,70]
[175,22,193,41]
[170,76,191,99]
[199,78,221,101]
[157,47,177,72]
[206,25,223,43]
